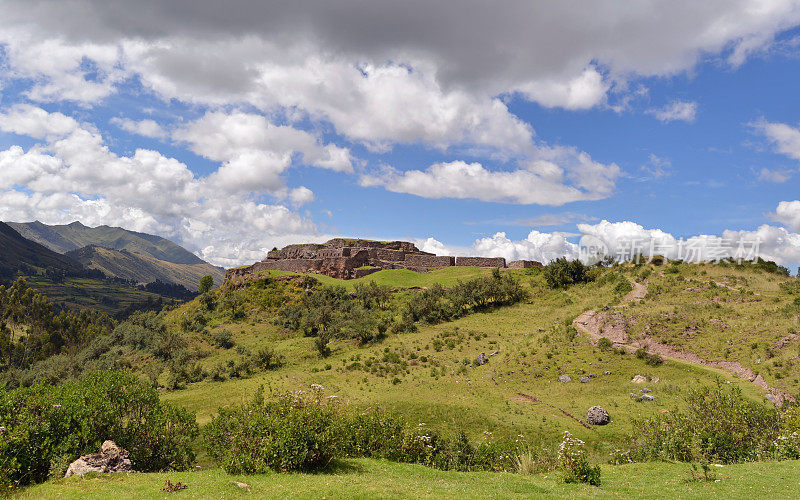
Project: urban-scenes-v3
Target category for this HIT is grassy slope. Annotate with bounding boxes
[18,458,800,499]
[618,263,800,397]
[17,264,800,499]
[0,221,83,276]
[163,265,770,456]
[67,245,225,290]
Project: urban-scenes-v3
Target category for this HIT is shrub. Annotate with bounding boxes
[597,337,613,351]
[211,329,234,349]
[204,387,342,473]
[635,348,663,366]
[543,258,591,289]
[558,431,600,486]
[614,278,633,295]
[0,371,198,487]
[632,383,782,463]
[253,346,281,370]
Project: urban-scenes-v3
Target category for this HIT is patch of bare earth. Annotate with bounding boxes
[572,280,795,406]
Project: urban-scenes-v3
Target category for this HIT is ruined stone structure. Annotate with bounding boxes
[508,260,543,269]
[226,238,542,281]
[455,256,507,268]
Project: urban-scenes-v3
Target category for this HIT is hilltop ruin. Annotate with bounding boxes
[226,238,541,281]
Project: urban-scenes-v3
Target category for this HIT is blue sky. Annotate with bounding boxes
[1,1,800,269]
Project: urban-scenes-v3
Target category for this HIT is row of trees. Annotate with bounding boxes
[0,278,115,371]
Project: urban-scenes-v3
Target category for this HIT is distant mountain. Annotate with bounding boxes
[67,245,225,291]
[8,221,204,265]
[0,222,84,279]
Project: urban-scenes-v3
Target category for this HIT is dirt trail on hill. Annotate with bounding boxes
[572,280,795,406]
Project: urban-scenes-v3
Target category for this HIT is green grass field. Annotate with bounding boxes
[15,262,800,498]
[18,458,800,499]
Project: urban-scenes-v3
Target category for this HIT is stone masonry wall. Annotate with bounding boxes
[455,256,507,268]
[508,260,543,268]
[404,254,456,267]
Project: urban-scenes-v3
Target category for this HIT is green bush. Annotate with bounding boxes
[558,431,600,486]
[204,387,342,473]
[632,383,783,463]
[211,329,234,349]
[0,371,198,487]
[204,388,522,476]
[543,258,591,289]
[635,348,663,366]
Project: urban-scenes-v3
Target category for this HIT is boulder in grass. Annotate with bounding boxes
[587,406,610,425]
[559,374,571,383]
[631,375,647,384]
[65,441,133,478]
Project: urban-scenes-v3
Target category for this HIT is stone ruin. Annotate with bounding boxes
[226,238,543,281]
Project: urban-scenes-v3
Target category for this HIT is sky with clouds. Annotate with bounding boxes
[1,1,800,270]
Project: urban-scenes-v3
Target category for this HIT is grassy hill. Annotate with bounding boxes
[158,263,799,438]
[8,220,206,265]
[67,245,225,291]
[0,221,84,279]
[11,261,800,498]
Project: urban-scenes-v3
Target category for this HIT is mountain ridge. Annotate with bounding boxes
[7,220,206,265]
[66,244,225,291]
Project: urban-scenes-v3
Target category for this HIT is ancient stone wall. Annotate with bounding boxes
[325,238,423,253]
[353,267,381,278]
[268,244,324,260]
[455,256,507,268]
[508,260,543,268]
[318,247,351,258]
[405,254,455,267]
[375,248,407,261]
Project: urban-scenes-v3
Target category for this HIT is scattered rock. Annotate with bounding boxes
[641,388,651,393]
[490,350,499,356]
[631,375,647,384]
[640,394,655,402]
[580,376,590,383]
[65,440,133,478]
[476,352,489,366]
[651,377,660,383]
[162,480,187,493]
[559,374,571,383]
[766,394,777,403]
[587,373,595,378]
[232,481,250,489]
[603,370,612,375]
[586,406,610,425]
[629,393,639,399]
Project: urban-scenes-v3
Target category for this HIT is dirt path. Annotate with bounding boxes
[572,280,795,406]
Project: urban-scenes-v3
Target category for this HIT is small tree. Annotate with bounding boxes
[199,275,214,294]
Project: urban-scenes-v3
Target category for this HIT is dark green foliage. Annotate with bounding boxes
[0,371,198,487]
[635,348,663,366]
[752,258,791,276]
[632,383,783,463]
[613,278,633,295]
[204,390,520,476]
[0,278,115,374]
[543,258,591,289]
[597,337,613,351]
[253,346,281,370]
[404,273,526,324]
[204,388,342,473]
[211,329,234,349]
[198,275,214,294]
